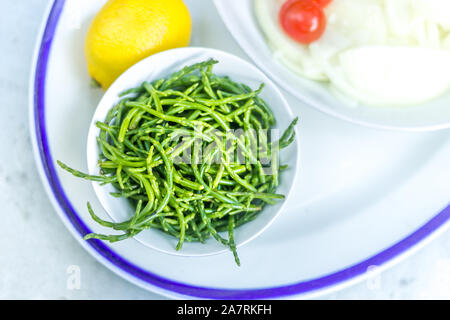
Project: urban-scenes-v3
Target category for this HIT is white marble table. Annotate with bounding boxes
[1,0,450,299]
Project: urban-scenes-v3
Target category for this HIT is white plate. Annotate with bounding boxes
[30,0,450,299]
[214,0,450,131]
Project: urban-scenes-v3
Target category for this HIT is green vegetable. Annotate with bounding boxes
[58,59,297,265]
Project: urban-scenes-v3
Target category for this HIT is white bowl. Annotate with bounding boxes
[214,0,450,131]
[86,47,300,256]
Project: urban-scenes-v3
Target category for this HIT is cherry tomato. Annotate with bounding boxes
[279,0,327,44]
[313,0,332,7]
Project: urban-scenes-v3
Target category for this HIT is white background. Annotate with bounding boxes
[1,0,450,299]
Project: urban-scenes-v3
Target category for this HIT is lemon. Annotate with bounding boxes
[85,0,191,89]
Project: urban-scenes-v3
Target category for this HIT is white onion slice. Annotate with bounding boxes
[336,46,450,106]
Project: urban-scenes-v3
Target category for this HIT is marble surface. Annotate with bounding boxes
[1,0,450,300]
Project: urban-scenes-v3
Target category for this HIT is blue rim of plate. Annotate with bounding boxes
[32,0,450,299]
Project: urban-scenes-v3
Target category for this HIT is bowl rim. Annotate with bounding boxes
[85,46,301,257]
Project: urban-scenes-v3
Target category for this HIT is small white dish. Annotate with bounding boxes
[214,0,450,131]
[86,47,300,257]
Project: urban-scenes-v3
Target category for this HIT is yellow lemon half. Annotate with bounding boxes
[85,0,191,89]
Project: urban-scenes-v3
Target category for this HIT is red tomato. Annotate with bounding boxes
[313,0,332,7]
[279,0,327,44]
